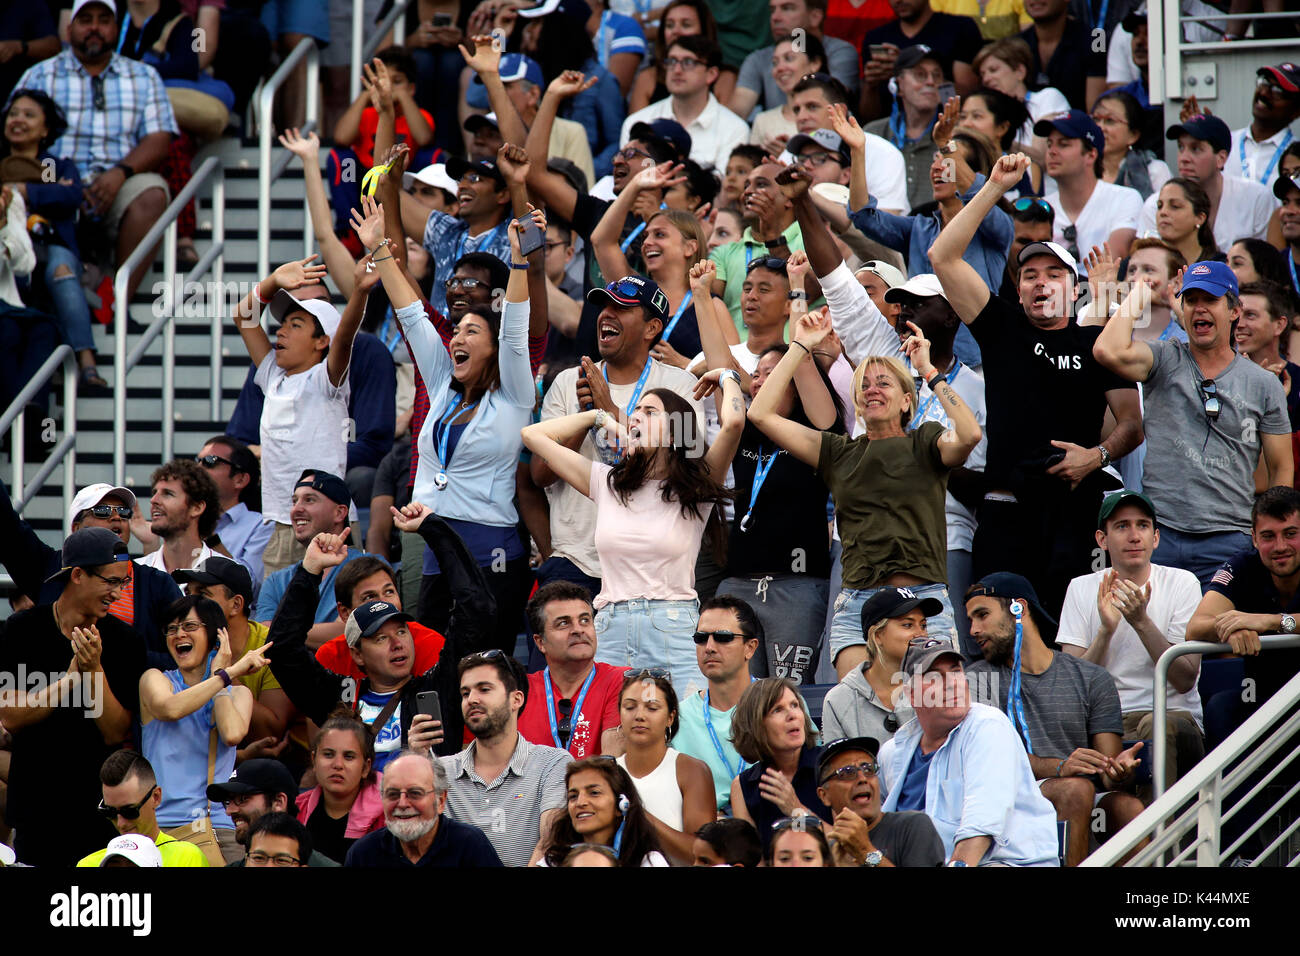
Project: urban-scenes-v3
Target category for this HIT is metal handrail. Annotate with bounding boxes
[351,0,413,100]
[1082,666,1300,867]
[1153,0,1300,105]
[257,37,320,280]
[113,155,227,485]
[0,345,77,531]
[1152,635,1300,798]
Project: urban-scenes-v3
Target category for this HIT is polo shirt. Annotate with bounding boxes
[710,221,805,337]
[76,832,208,867]
[1227,124,1297,185]
[1206,549,1300,706]
[438,734,571,867]
[236,620,281,699]
[343,817,503,867]
[863,117,936,214]
[619,93,752,173]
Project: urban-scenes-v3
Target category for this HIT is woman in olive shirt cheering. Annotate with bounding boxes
[748,308,982,678]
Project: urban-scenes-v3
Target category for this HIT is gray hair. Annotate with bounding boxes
[390,749,448,796]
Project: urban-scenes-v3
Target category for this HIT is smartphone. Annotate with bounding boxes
[415,691,441,724]
[1044,452,1066,470]
[868,43,890,58]
[938,81,956,103]
[516,215,545,257]
[432,12,453,26]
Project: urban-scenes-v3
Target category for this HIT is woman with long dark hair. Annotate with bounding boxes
[139,595,271,865]
[521,362,745,687]
[1155,178,1220,267]
[1,89,103,387]
[295,711,384,864]
[539,757,668,866]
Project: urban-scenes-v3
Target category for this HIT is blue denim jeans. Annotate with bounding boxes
[1152,527,1251,589]
[594,598,702,694]
[42,244,95,354]
[827,581,956,664]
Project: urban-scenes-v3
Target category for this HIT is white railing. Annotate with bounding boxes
[113,155,227,485]
[1152,0,1300,104]
[350,0,412,101]
[257,38,320,280]
[1084,662,1300,867]
[0,344,78,533]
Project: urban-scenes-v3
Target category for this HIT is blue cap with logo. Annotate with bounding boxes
[1032,109,1104,153]
[473,53,544,88]
[1166,113,1231,152]
[1177,260,1239,300]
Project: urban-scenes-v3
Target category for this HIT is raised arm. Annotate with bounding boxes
[1091,280,1155,382]
[747,308,836,467]
[785,253,838,430]
[694,370,746,477]
[690,259,746,382]
[461,34,527,148]
[827,103,870,214]
[327,249,384,387]
[521,411,626,498]
[232,255,329,367]
[139,628,270,729]
[279,129,357,298]
[902,322,981,467]
[928,153,1031,324]
[523,71,599,223]
[497,143,550,340]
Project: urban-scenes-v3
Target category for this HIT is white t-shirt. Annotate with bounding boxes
[1046,180,1144,271]
[135,542,214,574]
[254,354,351,525]
[541,359,703,580]
[1227,124,1298,183]
[1056,564,1204,728]
[620,94,752,172]
[1139,173,1278,248]
[863,132,911,214]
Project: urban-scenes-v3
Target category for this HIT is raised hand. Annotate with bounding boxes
[271,254,328,292]
[389,502,433,533]
[774,163,812,201]
[689,259,717,296]
[547,70,598,100]
[1180,94,1211,123]
[693,367,738,401]
[459,33,503,75]
[278,128,320,161]
[496,142,531,185]
[932,95,962,149]
[303,526,352,575]
[212,626,234,672]
[1084,243,1120,312]
[989,152,1032,191]
[633,160,686,193]
[900,320,934,377]
[354,253,384,294]
[379,142,410,189]
[827,102,865,152]
[363,57,393,112]
[349,194,387,251]
[578,356,618,416]
[786,250,810,289]
[794,306,834,350]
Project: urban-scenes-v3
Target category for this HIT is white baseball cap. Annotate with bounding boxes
[884,273,949,303]
[403,163,458,195]
[99,834,162,867]
[268,289,342,341]
[70,0,116,20]
[0,841,15,866]
[69,483,138,527]
[855,260,907,289]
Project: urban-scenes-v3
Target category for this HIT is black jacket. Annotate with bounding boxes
[266,514,496,757]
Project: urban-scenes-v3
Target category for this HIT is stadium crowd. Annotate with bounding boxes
[1,0,1300,869]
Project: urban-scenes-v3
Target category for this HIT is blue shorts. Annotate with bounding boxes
[261,0,330,43]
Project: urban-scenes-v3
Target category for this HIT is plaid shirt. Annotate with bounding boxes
[421,210,514,315]
[405,296,548,490]
[16,50,177,177]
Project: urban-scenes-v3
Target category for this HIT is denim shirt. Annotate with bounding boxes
[878,702,1060,866]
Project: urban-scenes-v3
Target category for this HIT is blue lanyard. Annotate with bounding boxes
[740,445,779,531]
[377,311,403,353]
[434,393,479,471]
[543,666,596,753]
[703,688,750,778]
[604,357,653,420]
[1006,603,1033,754]
[1240,128,1292,183]
[1096,0,1109,32]
[118,14,154,56]
[911,361,961,428]
[456,220,508,268]
[1290,252,1299,294]
[745,242,755,267]
[662,291,693,343]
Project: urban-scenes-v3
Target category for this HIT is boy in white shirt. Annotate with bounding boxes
[1056,491,1205,791]
[231,255,366,576]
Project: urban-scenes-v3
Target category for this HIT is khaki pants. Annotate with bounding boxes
[262,522,306,577]
[1123,709,1205,797]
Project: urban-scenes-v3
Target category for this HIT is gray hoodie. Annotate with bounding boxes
[821,666,914,744]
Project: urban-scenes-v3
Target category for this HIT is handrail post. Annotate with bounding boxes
[11,406,23,502]
[210,165,225,420]
[305,46,319,260]
[113,259,130,486]
[1152,643,1173,799]
[162,222,177,465]
[351,0,365,101]
[62,350,77,537]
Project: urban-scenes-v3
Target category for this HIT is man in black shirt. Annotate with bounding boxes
[0,527,146,866]
[1021,0,1107,112]
[929,152,1143,618]
[859,0,983,121]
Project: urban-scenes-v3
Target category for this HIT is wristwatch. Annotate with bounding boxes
[1097,445,1112,468]
[861,850,884,867]
[764,236,788,249]
[1281,614,1297,634]
[114,161,135,178]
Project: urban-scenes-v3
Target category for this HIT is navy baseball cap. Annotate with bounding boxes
[1166,114,1231,152]
[965,572,1059,633]
[629,119,692,160]
[295,469,351,507]
[1033,109,1105,154]
[586,275,671,324]
[817,736,881,784]
[859,586,944,633]
[46,527,131,583]
[787,128,851,166]
[1274,174,1300,201]
[1177,260,1239,300]
[473,54,544,87]
[445,155,506,188]
[173,555,255,605]
[345,600,415,647]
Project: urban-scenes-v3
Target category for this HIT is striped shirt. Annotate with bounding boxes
[16,50,177,177]
[438,733,570,867]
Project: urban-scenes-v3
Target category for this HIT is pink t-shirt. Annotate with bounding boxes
[587,461,707,608]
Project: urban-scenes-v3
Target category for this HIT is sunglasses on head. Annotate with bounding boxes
[1012,197,1053,213]
[691,629,748,645]
[746,256,788,274]
[98,785,157,820]
[772,813,823,832]
[627,667,672,682]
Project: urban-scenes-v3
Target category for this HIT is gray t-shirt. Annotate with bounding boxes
[1142,342,1290,534]
[736,35,861,110]
[967,653,1123,758]
[870,810,946,867]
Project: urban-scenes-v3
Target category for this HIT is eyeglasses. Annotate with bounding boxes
[90,570,131,590]
[246,851,303,866]
[544,240,568,252]
[1090,112,1126,129]
[797,151,838,167]
[746,256,788,274]
[98,785,157,820]
[616,145,653,163]
[445,275,488,291]
[382,787,434,802]
[196,454,239,472]
[1200,378,1220,421]
[664,56,705,71]
[691,629,747,645]
[91,74,106,111]
[85,505,132,519]
[772,813,823,832]
[1011,197,1053,214]
[164,620,204,637]
[820,760,879,786]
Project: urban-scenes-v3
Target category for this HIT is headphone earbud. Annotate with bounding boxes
[887,76,898,97]
[1009,600,1024,618]
[617,793,630,813]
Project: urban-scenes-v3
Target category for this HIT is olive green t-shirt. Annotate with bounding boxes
[817,422,950,589]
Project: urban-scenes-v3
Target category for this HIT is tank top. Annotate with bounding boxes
[617,748,684,830]
[142,668,236,829]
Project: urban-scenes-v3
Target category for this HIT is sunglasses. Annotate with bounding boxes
[1061,223,1079,260]
[1012,197,1053,213]
[772,813,823,832]
[605,278,647,301]
[1200,378,1220,421]
[746,256,788,274]
[627,667,672,681]
[85,505,132,519]
[461,648,507,667]
[91,74,106,111]
[557,697,574,746]
[98,785,157,820]
[820,760,879,786]
[691,629,747,645]
[196,454,239,472]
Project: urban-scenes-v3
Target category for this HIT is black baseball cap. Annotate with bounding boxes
[344,600,415,648]
[295,470,351,507]
[894,44,939,76]
[173,555,255,606]
[46,527,131,583]
[445,155,506,188]
[965,572,1059,634]
[817,736,881,784]
[205,758,298,803]
[859,586,944,634]
[1274,174,1300,201]
[586,275,671,324]
[629,119,692,161]
[1166,114,1231,153]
